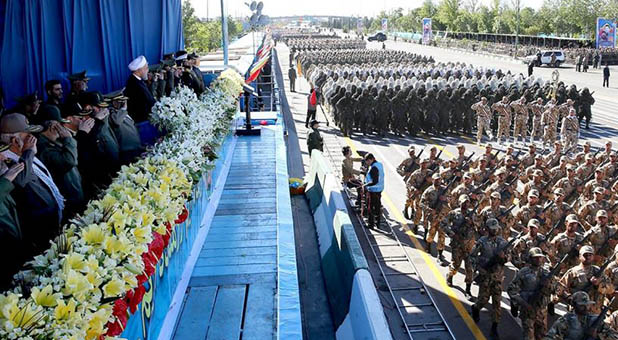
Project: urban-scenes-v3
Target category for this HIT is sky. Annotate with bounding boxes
[188,0,543,20]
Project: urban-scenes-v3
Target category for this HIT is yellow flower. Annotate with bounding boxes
[103,237,122,256]
[100,194,117,210]
[63,270,93,302]
[54,298,76,320]
[64,252,86,272]
[0,293,20,320]
[86,309,111,340]
[110,210,127,231]
[132,225,151,243]
[31,285,59,307]
[102,278,125,298]
[8,302,42,329]
[82,224,106,245]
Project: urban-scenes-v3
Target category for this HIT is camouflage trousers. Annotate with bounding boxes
[562,132,578,152]
[475,271,504,323]
[496,117,510,142]
[424,211,446,251]
[520,307,547,340]
[513,116,528,141]
[543,125,557,146]
[448,238,475,283]
[530,118,543,141]
[476,118,491,143]
[405,188,422,224]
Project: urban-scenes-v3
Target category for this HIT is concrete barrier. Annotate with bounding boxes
[305,150,392,340]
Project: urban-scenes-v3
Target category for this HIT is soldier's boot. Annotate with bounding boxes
[490,323,499,338]
[425,242,433,256]
[510,300,519,317]
[471,305,480,322]
[438,251,448,266]
[464,284,472,299]
[403,206,410,220]
[547,302,555,316]
[446,274,453,287]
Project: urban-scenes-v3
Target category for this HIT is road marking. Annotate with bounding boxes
[343,136,487,340]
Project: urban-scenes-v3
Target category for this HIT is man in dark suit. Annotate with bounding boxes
[189,52,206,94]
[125,56,156,123]
[0,113,63,255]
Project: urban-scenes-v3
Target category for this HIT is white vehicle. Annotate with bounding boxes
[525,50,566,68]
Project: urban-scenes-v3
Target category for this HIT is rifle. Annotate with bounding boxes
[527,250,574,307]
[582,297,615,340]
[580,253,617,294]
[430,178,456,211]
[402,148,425,174]
[450,201,481,239]
[429,149,443,170]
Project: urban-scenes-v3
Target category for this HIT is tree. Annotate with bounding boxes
[182,0,245,53]
[436,0,462,31]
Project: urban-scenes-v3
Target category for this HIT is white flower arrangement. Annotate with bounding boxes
[0,69,244,339]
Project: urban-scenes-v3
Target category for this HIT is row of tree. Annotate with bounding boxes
[182,0,244,53]
[341,0,618,39]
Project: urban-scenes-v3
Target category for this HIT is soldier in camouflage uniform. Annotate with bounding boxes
[558,245,613,314]
[603,245,618,312]
[544,291,618,340]
[508,247,557,340]
[582,168,610,202]
[553,165,583,204]
[477,191,515,239]
[544,188,573,234]
[579,187,612,230]
[471,97,493,145]
[549,214,585,273]
[471,218,509,337]
[421,173,450,264]
[516,189,546,233]
[405,158,432,228]
[492,96,512,144]
[512,219,548,269]
[397,146,419,219]
[511,96,529,144]
[529,97,545,144]
[561,108,580,153]
[443,194,477,298]
[583,210,618,265]
[541,98,560,150]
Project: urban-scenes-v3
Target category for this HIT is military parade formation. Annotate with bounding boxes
[279,31,618,339]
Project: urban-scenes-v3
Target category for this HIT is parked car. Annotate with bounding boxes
[525,50,566,67]
[368,32,387,42]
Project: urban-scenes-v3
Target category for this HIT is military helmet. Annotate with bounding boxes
[571,291,594,306]
[528,247,544,258]
[486,218,500,230]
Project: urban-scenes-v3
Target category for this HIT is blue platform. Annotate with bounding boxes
[170,122,302,340]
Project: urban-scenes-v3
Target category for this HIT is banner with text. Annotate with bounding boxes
[381,18,387,31]
[597,18,617,49]
[422,18,432,44]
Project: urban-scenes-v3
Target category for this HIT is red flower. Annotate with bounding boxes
[149,232,165,260]
[112,298,129,325]
[126,285,146,314]
[104,320,123,337]
[174,206,189,224]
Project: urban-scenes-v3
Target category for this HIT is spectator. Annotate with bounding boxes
[307,119,323,157]
[363,153,384,229]
[10,92,41,123]
[36,116,84,221]
[341,146,363,207]
[305,87,317,128]
[0,150,26,290]
[582,55,589,72]
[576,54,583,72]
[593,52,600,69]
[0,113,64,254]
[125,56,156,123]
[528,62,534,77]
[604,63,611,87]
[39,80,64,125]
[64,71,89,116]
[288,65,297,92]
[104,89,143,165]
[77,92,120,199]
[188,52,206,95]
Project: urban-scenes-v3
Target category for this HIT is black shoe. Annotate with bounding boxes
[446,275,453,287]
[438,251,448,266]
[464,284,472,299]
[403,208,410,220]
[471,305,480,322]
[425,242,432,255]
[547,302,555,316]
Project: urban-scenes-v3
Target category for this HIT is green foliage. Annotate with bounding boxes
[182,0,244,53]
[363,0,611,38]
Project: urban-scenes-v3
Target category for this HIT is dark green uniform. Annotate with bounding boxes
[109,108,143,165]
[0,177,27,290]
[307,127,324,157]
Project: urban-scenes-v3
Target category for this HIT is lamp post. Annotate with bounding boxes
[221,0,229,66]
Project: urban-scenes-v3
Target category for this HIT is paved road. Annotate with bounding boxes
[280,39,618,340]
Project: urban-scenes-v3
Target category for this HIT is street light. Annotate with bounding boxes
[221,0,229,65]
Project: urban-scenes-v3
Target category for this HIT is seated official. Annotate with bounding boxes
[0,113,64,255]
[77,92,120,199]
[0,150,27,290]
[36,112,84,221]
[104,89,144,165]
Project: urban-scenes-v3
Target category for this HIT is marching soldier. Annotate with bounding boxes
[549,214,585,272]
[511,96,529,144]
[471,97,493,144]
[512,219,548,269]
[508,247,556,340]
[529,97,545,144]
[421,173,450,264]
[544,188,573,234]
[471,218,509,337]
[404,158,432,227]
[492,96,512,144]
[477,191,515,238]
[553,165,583,204]
[561,108,580,153]
[515,189,546,233]
[579,187,612,230]
[396,146,419,184]
[443,194,477,298]
[583,210,618,265]
[541,98,560,150]
[544,291,618,340]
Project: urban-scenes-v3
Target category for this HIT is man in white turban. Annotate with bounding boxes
[124,56,155,123]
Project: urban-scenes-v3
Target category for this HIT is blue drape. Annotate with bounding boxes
[0,0,184,108]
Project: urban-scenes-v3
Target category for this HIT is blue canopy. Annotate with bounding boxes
[0,0,184,108]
